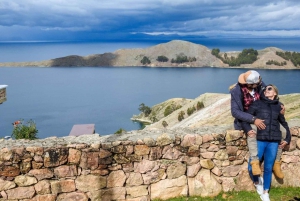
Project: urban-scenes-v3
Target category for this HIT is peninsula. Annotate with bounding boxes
[0,40,299,69]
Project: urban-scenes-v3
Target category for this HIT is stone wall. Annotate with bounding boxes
[0,86,7,104]
[1,127,300,201]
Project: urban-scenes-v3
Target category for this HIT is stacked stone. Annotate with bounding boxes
[0,87,6,104]
[1,128,300,201]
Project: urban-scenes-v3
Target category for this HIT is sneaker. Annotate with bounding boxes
[260,193,270,201]
[254,177,264,195]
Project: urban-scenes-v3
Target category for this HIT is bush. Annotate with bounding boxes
[12,119,38,140]
[157,55,169,62]
[178,111,185,121]
[164,104,182,117]
[139,103,152,117]
[141,56,151,65]
[187,106,196,116]
[115,128,126,135]
[171,53,196,63]
[196,101,204,110]
[162,121,168,128]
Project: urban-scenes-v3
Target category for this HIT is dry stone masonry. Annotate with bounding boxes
[1,127,300,201]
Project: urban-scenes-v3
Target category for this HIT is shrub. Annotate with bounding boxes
[187,106,196,116]
[164,104,182,117]
[196,101,204,110]
[162,121,168,128]
[115,128,126,134]
[178,111,185,121]
[12,119,38,140]
[157,55,169,62]
[150,116,158,123]
[141,56,151,65]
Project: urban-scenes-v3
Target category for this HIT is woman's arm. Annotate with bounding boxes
[278,113,291,144]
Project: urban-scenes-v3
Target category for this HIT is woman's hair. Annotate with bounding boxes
[266,84,279,100]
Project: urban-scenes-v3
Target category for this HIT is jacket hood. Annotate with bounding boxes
[261,95,279,104]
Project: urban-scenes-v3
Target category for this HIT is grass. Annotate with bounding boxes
[153,187,300,201]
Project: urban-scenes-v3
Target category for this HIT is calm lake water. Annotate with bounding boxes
[0,38,300,138]
[1,67,300,138]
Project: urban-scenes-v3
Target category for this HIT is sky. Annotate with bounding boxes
[1,0,300,41]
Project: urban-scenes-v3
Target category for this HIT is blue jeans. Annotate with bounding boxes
[248,140,279,191]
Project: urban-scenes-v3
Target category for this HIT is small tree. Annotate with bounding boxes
[12,119,38,140]
[139,103,152,117]
[157,55,169,62]
[141,56,151,65]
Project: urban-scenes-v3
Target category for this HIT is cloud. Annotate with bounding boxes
[1,0,300,41]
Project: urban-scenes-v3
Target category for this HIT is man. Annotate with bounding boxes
[230,70,285,179]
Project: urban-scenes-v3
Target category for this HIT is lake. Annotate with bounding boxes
[1,38,300,138]
[1,66,300,139]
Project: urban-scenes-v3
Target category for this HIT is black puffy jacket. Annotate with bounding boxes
[241,96,291,144]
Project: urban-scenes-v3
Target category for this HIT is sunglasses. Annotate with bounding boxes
[266,86,273,91]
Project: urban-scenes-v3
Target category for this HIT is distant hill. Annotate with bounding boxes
[0,40,299,69]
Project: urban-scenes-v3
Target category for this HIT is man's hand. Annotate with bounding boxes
[279,141,288,149]
[280,104,285,115]
[254,118,266,130]
[247,130,257,138]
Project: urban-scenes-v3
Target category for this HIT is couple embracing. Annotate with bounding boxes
[230,70,291,201]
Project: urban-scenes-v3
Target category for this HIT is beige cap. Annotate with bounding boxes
[238,70,260,84]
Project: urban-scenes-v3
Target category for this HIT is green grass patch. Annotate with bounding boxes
[153,187,300,201]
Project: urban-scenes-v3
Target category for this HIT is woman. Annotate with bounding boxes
[242,84,291,201]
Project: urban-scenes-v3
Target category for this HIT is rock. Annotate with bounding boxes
[0,178,16,191]
[200,152,215,159]
[28,168,54,181]
[99,187,126,200]
[181,134,202,147]
[54,165,77,178]
[134,145,150,156]
[50,180,76,194]
[200,159,215,170]
[14,175,37,186]
[162,147,183,159]
[56,192,88,201]
[156,133,173,146]
[126,185,149,198]
[6,186,35,200]
[0,165,20,177]
[221,177,235,192]
[225,130,243,142]
[75,175,106,192]
[134,160,156,173]
[215,149,229,161]
[166,162,186,179]
[149,147,162,160]
[126,172,144,186]
[34,180,51,195]
[234,169,255,191]
[142,169,165,184]
[202,134,214,143]
[188,169,222,197]
[27,194,57,201]
[187,163,201,177]
[99,149,112,158]
[150,175,187,200]
[44,148,68,167]
[107,170,126,188]
[222,165,242,177]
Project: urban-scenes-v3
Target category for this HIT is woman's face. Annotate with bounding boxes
[264,86,277,100]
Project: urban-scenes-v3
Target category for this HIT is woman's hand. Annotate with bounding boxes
[247,130,257,138]
[254,118,266,130]
[280,104,285,115]
[279,141,288,149]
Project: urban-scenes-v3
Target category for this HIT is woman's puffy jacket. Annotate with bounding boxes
[241,96,291,144]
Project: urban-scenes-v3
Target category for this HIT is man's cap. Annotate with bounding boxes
[238,70,261,84]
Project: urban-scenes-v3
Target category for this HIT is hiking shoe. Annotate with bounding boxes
[251,159,262,175]
[260,193,270,201]
[273,160,284,179]
[254,177,264,195]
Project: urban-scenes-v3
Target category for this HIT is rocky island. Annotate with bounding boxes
[0,40,299,69]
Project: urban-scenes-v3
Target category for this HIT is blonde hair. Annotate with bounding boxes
[267,84,279,100]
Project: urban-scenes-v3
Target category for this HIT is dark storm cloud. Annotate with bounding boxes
[1,0,300,41]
